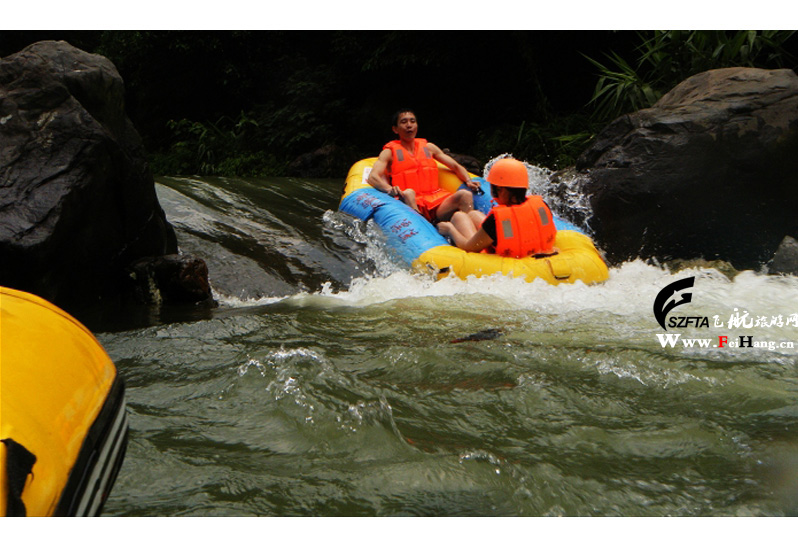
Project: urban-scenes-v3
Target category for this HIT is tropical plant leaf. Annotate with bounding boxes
[584,30,797,123]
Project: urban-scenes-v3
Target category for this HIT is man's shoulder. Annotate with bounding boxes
[423,140,442,153]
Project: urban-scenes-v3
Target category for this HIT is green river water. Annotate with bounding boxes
[95,175,798,517]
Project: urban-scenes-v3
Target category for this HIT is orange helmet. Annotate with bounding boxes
[487,158,528,188]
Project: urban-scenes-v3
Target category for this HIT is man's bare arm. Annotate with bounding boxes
[428,143,480,190]
[367,149,401,195]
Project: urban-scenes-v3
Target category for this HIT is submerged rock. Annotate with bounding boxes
[450,328,503,344]
[442,149,482,176]
[127,254,215,305]
[578,67,798,269]
[662,258,739,280]
[0,41,183,315]
[767,236,798,276]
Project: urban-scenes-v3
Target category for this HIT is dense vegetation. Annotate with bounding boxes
[2,31,796,177]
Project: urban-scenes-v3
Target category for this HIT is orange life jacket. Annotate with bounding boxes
[384,139,439,195]
[487,196,557,258]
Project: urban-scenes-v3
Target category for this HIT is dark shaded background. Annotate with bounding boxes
[0,32,637,151]
[3,30,797,171]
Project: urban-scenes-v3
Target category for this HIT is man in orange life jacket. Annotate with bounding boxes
[367,109,483,223]
[437,157,557,258]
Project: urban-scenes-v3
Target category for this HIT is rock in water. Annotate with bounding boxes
[127,254,214,305]
[767,236,798,276]
[0,41,177,313]
[578,67,798,269]
[451,328,503,343]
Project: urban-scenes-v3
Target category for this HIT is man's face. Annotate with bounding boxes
[392,112,418,142]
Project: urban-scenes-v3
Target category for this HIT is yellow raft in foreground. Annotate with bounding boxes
[339,158,609,285]
[1,287,128,516]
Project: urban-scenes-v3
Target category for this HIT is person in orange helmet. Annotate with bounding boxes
[437,157,557,257]
[367,109,483,223]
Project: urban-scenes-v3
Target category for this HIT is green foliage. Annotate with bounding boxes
[585,30,797,122]
[475,112,599,170]
[149,112,288,177]
[250,64,344,156]
[26,30,789,177]
[584,50,659,122]
[116,31,354,177]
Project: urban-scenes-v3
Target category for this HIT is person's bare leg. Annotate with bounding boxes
[435,190,474,222]
[449,210,478,239]
[467,209,486,228]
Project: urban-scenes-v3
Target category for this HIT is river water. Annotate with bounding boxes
[97,173,798,517]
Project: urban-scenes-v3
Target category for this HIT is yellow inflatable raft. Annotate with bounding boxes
[1,287,128,516]
[339,158,609,285]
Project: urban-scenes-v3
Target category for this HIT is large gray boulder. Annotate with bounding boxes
[577,67,798,269]
[0,41,178,313]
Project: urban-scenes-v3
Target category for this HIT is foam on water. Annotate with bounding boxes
[217,258,797,321]
[213,256,798,366]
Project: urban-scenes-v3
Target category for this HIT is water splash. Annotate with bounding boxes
[483,154,593,230]
[322,209,406,278]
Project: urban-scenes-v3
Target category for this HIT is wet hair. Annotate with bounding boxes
[392,108,416,127]
[491,184,528,205]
